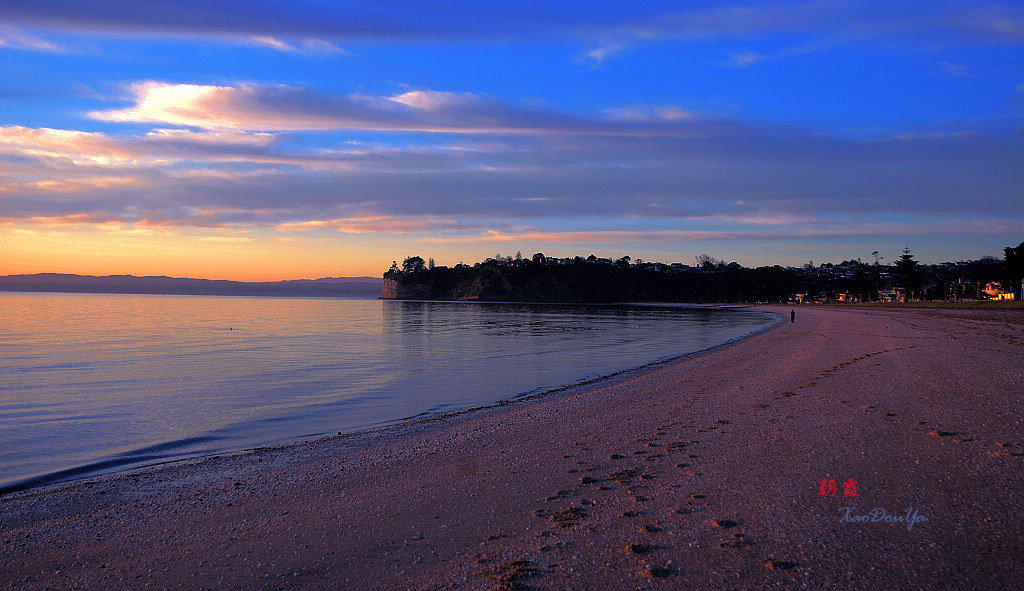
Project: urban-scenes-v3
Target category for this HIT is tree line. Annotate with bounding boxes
[383,241,1024,303]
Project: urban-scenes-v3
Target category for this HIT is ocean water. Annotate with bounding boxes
[0,293,777,493]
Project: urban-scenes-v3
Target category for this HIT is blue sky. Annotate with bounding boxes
[1,1,1022,280]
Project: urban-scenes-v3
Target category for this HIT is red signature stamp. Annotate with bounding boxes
[818,478,858,497]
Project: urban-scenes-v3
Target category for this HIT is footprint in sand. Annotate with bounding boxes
[665,441,687,452]
[481,560,536,589]
[720,532,755,549]
[608,468,640,483]
[543,489,572,502]
[711,519,740,529]
[642,565,675,579]
[535,506,588,528]
[991,442,1024,458]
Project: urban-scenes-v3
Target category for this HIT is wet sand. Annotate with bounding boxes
[2,306,1023,590]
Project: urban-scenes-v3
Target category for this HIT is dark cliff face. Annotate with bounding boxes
[382,266,516,300]
[381,276,439,300]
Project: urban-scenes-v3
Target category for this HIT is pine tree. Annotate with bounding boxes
[893,247,922,300]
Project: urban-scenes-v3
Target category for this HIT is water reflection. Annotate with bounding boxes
[1,294,775,492]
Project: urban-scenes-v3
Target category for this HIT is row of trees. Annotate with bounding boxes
[385,241,1024,303]
[890,243,1024,301]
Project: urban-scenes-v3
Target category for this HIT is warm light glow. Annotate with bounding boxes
[1,2,1020,280]
[0,224,394,281]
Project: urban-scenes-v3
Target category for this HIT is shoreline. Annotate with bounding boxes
[3,306,1022,589]
[0,304,780,497]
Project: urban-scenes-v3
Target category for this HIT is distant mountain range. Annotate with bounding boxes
[0,273,383,299]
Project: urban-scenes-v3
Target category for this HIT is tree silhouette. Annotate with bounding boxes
[401,256,426,273]
[1005,240,1024,298]
[894,247,922,299]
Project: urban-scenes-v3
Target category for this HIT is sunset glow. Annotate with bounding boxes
[2,1,1022,280]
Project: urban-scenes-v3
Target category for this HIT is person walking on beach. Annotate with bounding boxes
[791,310,796,323]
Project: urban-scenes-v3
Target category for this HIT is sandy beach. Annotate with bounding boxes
[2,305,1023,590]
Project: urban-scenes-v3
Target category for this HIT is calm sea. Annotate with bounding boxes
[0,293,777,493]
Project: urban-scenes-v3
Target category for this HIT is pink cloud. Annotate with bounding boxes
[88,81,719,136]
[276,215,459,234]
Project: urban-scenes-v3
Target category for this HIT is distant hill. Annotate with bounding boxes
[0,274,383,299]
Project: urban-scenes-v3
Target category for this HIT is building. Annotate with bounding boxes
[983,282,1016,301]
[878,289,905,303]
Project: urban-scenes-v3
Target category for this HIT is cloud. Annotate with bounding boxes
[6,1,1022,52]
[940,61,971,77]
[646,2,1024,46]
[246,36,348,55]
[0,0,576,41]
[727,51,763,68]
[249,36,300,52]
[196,235,254,243]
[577,42,624,65]
[423,217,1022,246]
[4,78,1022,254]
[0,124,282,166]
[276,215,462,234]
[0,25,63,52]
[0,125,139,163]
[144,128,278,147]
[603,105,692,122]
[0,176,146,194]
[723,40,826,68]
[951,4,1024,42]
[90,81,741,137]
[90,82,440,131]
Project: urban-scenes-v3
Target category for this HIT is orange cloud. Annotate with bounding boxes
[0,126,138,163]
[1,213,126,227]
[276,215,452,234]
[1,176,147,194]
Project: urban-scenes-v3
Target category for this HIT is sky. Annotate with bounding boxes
[1,1,1022,281]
